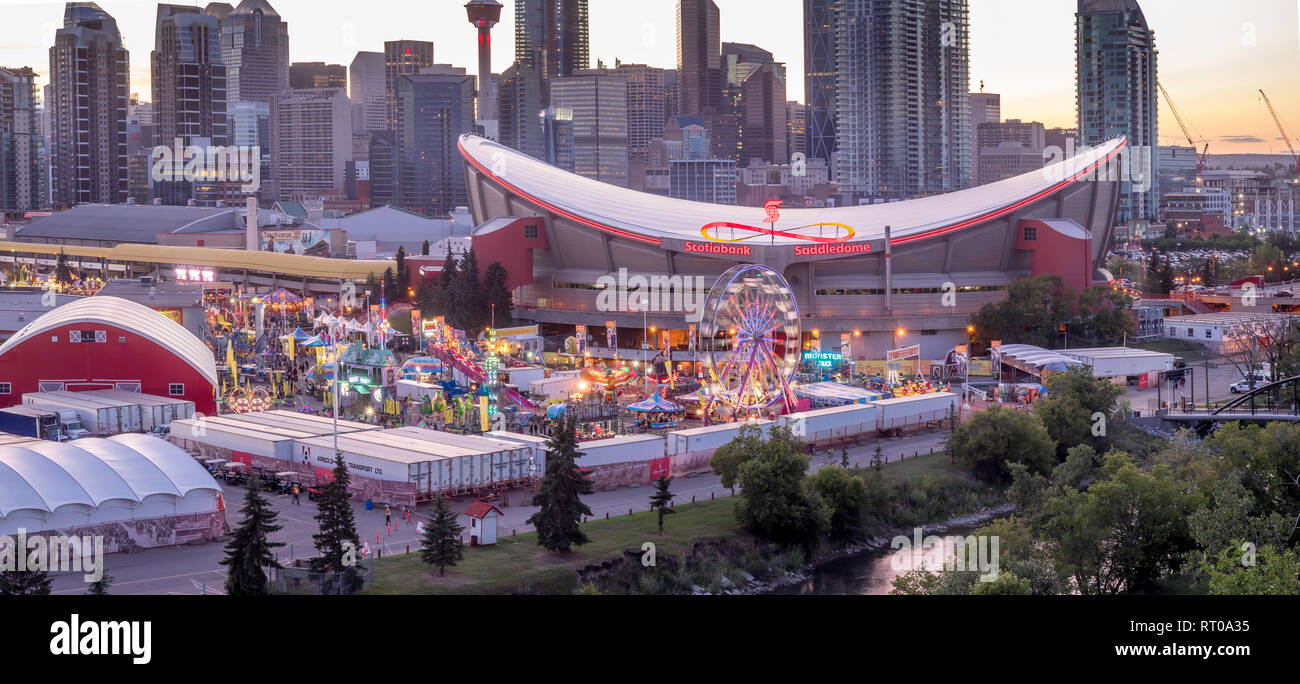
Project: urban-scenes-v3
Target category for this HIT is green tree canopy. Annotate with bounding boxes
[420,494,464,575]
[949,405,1057,485]
[220,474,285,596]
[527,416,595,553]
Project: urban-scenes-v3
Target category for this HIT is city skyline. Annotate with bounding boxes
[0,0,1297,156]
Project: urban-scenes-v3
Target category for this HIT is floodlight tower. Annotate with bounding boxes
[465,0,503,121]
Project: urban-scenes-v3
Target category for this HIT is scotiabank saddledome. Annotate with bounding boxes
[459,134,1124,359]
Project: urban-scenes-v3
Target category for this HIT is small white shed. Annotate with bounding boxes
[465,500,504,546]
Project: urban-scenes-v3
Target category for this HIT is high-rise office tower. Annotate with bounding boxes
[786,101,807,163]
[229,99,271,199]
[549,73,628,187]
[721,43,786,165]
[969,91,1001,185]
[349,51,386,132]
[498,62,544,160]
[738,62,788,165]
[0,67,42,211]
[676,0,721,119]
[663,69,679,123]
[515,0,589,85]
[465,0,503,121]
[48,2,129,207]
[615,63,666,164]
[1076,0,1159,222]
[834,0,971,202]
[384,40,434,130]
[152,4,228,205]
[289,62,348,90]
[367,129,397,208]
[271,88,353,200]
[540,107,575,173]
[220,0,289,105]
[394,67,476,215]
[803,0,837,169]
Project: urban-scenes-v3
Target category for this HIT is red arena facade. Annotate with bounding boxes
[459,134,1125,360]
[0,297,219,414]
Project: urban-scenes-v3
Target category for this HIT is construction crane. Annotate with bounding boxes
[1158,82,1209,186]
[1259,89,1300,183]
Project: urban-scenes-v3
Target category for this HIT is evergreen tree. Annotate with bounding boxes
[871,444,884,472]
[459,248,484,333]
[312,456,363,592]
[420,495,464,575]
[0,569,52,595]
[220,474,285,596]
[381,267,398,304]
[421,239,430,256]
[55,249,72,286]
[648,474,676,535]
[483,261,513,329]
[439,245,462,329]
[86,572,114,596]
[841,445,850,469]
[526,416,594,552]
[395,246,409,299]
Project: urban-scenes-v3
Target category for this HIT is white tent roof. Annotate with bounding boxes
[0,436,220,518]
[0,296,219,387]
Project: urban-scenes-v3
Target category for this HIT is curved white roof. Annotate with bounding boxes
[459,134,1128,246]
[0,296,218,387]
[997,344,1088,371]
[0,437,220,519]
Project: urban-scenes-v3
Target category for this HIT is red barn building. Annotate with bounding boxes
[0,297,218,415]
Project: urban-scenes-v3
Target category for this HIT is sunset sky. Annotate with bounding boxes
[1,0,1297,154]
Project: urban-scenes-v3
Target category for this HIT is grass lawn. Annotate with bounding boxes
[869,450,972,488]
[367,498,747,595]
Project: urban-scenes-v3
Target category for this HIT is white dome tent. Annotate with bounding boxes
[0,435,226,549]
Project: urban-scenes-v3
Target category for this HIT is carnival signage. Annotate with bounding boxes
[803,351,844,368]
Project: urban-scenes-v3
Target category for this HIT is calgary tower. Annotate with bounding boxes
[465,0,503,121]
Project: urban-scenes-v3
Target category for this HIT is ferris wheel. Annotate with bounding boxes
[699,264,801,417]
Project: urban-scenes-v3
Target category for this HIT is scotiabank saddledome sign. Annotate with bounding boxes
[690,200,871,258]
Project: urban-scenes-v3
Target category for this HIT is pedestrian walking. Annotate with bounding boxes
[385,505,392,526]
[291,484,300,505]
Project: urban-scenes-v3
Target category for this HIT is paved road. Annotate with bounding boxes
[48,429,949,595]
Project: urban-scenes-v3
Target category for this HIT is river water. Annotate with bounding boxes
[773,523,982,595]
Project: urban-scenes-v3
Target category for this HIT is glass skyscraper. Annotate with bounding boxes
[833,0,971,202]
[1076,0,1160,222]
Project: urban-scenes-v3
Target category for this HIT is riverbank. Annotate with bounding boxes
[742,502,1016,595]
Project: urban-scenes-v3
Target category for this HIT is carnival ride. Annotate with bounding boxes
[699,264,801,419]
[428,340,536,410]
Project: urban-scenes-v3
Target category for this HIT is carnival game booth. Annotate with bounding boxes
[292,427,532,505]
[0,434,226,550]
[626,393,685,430]
[338,346,400,392]
[169,410,380,483]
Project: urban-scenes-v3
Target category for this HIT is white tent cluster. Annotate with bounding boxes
[0,434,222,536]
